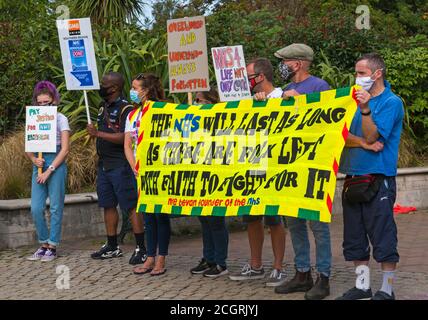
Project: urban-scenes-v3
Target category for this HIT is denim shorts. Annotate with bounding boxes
[342,176,399,263]
[242,215,282,226]
[96,164,137,212]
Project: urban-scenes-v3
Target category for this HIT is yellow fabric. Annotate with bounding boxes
[136,86,359,223]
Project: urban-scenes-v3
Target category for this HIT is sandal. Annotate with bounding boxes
[150,268,167,276]
[133,265,153,275]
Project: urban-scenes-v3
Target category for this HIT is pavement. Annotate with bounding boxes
[1,210,427,300]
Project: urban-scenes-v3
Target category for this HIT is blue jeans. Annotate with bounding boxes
[30,151,67,246]
[286,217,332,277]
[144,213,171,256]
[198,216,229,268]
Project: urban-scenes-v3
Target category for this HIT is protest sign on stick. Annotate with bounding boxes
[56,18,99,124]
[167,16,210,104]
[25,106,57,174]
[211,45,252,102]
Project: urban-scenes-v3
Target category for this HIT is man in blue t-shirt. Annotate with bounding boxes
[273,43,332,300]
[336,53,404,300]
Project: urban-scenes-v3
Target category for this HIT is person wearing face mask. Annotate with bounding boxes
[336,53,404,300]
[274,44,332,300]
[124,73,172,277]
[247,57,283,100]
[228,58,287,287]
[26,81,70,262]
[275,43,330,98]
[87,72,147,266]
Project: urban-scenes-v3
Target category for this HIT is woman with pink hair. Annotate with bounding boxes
[26,81,71,262]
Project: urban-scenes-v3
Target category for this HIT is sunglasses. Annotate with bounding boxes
[135,73,159,81]
[247,73,260,80]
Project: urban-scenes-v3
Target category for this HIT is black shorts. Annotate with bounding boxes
[342,176,399,263]
[96,164,137,212]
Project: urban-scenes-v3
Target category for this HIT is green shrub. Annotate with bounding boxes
[381,38,428,145]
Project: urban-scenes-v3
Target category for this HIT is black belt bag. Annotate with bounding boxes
[343,174,382,203]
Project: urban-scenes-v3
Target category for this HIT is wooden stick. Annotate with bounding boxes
[83,90,91,124]
[38,152,42,175]
[187,92,192,105]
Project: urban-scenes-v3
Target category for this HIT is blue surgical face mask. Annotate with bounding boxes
[130,89,141,104]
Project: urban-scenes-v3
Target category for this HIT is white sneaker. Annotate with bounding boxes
[40,248,57,262]
[27,247,47,261]
[266,269,287,287]
[229,264,265,281]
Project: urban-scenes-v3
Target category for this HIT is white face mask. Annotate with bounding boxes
[355,68,382,91]
[355,76,375,91]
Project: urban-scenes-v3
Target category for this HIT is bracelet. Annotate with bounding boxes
[360,109,371,116]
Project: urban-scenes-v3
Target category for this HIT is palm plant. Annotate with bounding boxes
[72,0,146,27]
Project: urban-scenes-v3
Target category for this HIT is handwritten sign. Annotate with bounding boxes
[211,45,251,102]
[167,16,210,93]
[56,18,99,90]
[136,86,360,223]
[25,106,57,153]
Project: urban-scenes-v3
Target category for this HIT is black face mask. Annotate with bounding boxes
[99,86,113,100]
[278,62,296,82]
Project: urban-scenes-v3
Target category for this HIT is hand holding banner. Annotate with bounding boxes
[135,86,360,223]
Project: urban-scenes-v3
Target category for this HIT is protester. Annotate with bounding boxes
[190,87,230,278]
[273,44,332,300]
[248,57,283,100]
[26,81,70,262]
[228,58,287,287]
[88,72,147,265]
[276,43,330,99]
[124,72,171,276]
[336,53,404,300]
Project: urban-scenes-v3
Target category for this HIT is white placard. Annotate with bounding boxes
[25,106,57,153]
[56,18,99,90]
[211,45,251,102]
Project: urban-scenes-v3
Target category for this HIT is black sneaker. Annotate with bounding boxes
[335,287,373,300]
[129,245,147,265]
[190,258,213,274]
[91,244,123,260]
[203,265,229,278]
[372,290,395,300]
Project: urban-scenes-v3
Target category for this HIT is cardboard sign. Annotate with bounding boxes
[167,16,210,93]
[25,106,57,153]
[56,18,99,90]
[211,45,251,102]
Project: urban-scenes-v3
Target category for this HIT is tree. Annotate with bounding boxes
[72,0,146,27]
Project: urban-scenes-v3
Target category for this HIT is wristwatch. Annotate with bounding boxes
[361,109,371,116]
[48,165,56,172]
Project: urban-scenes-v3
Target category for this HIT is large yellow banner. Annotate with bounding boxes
[136,86,359,222]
